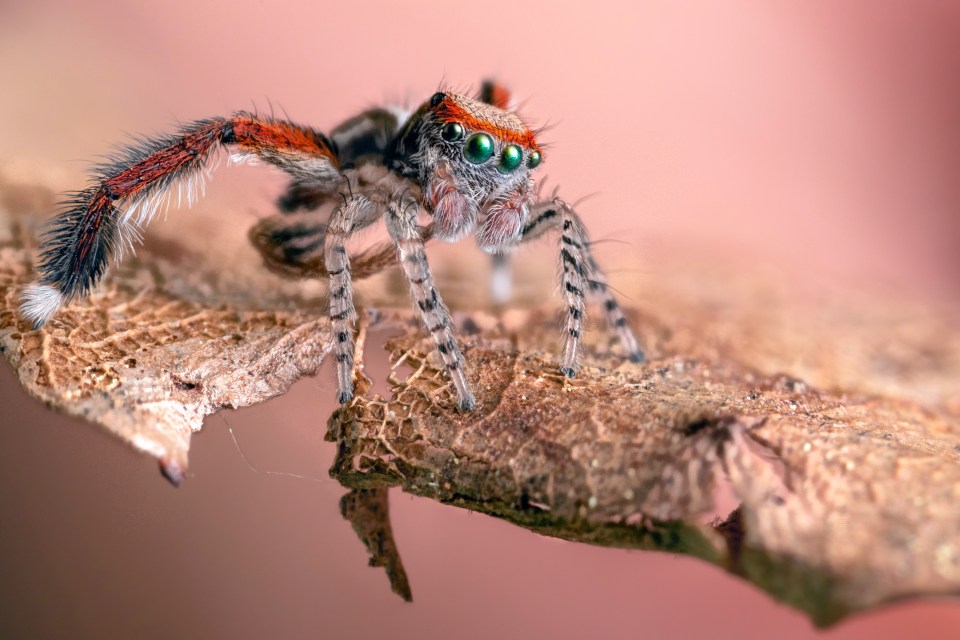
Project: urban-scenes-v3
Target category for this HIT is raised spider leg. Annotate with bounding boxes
[477,79,512,110]
[521,198,645,376]
[324,193,380,404]
[21,112,339,327]
[385,198,476,411]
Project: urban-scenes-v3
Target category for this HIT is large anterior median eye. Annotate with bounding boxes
[463,132,494,164]
[441,122,463,142]
[498,145,522,173]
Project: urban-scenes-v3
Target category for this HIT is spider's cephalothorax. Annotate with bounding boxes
[390,92,542,248]
[21,81,643,412]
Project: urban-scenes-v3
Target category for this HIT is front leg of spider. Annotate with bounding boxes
[385,198,476,411]
[325,193,379,404]
[520,198,645,375]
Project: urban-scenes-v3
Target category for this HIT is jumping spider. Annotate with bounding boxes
[21,81,644,411]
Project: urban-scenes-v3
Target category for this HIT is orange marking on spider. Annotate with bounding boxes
[231,116,338,164]
[432,95,541,152]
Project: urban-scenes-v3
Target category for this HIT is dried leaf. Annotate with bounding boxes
[3,173,959,625]
[0,177,337,483]
[340,488,412,602]
[328,303,960,625]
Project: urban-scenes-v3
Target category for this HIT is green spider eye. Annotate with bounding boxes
[527,150,542,168]
[463,133,494,164]
[441,122,463,142]
[498,144,523,173]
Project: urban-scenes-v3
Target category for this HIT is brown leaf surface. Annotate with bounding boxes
[3,172,959,624]
[340,487,412,602]
[0,176,337,483]
[328,290,960,625]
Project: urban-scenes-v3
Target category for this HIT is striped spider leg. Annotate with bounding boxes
[323,190,379,404]
[513,198,645,376]
[385,196,475,410]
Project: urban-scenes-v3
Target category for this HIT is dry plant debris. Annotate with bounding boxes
[1,173,958,624]
[0,177,335,484]
[329,309,960,625]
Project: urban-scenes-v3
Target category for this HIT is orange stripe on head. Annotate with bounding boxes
[433,95,541,153]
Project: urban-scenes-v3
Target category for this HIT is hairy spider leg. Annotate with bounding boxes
[519,198,645,375]
[21,113,339,327]
[324,193,380,404]
[385,198,476,411]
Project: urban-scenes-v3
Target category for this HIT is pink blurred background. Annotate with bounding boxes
[2,0,959,295]
[1,1,959,638]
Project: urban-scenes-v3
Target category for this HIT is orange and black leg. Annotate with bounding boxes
[22,113,340,327]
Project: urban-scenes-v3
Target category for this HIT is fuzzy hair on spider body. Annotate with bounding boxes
[21,81,644,411]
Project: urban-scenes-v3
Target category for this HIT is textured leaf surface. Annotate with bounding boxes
[329,305,960,625]
[2,173,959,624]
[0,177,335,483]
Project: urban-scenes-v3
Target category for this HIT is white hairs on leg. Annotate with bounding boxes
[19,284,64,328]
[228,151,259,167]
[115,147,222,261]
[385,105,413,129]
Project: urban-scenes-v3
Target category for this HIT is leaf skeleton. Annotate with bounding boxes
[21,81,644,411]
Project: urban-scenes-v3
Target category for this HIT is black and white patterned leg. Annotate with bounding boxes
[385,199,476,411]
[520,198,645,374]
[557,207,589,377]
[325,193,379,404]
[585,253,644,363]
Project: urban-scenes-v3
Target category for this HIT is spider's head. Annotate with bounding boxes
[396,91,543,243]
[425,91,542,178]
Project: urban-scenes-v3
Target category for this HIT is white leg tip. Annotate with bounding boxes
[19,284,64,328]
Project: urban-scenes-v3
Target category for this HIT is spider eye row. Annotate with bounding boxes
[440,122,541,172]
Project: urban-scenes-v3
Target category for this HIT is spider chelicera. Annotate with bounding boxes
[21,81,644,411]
